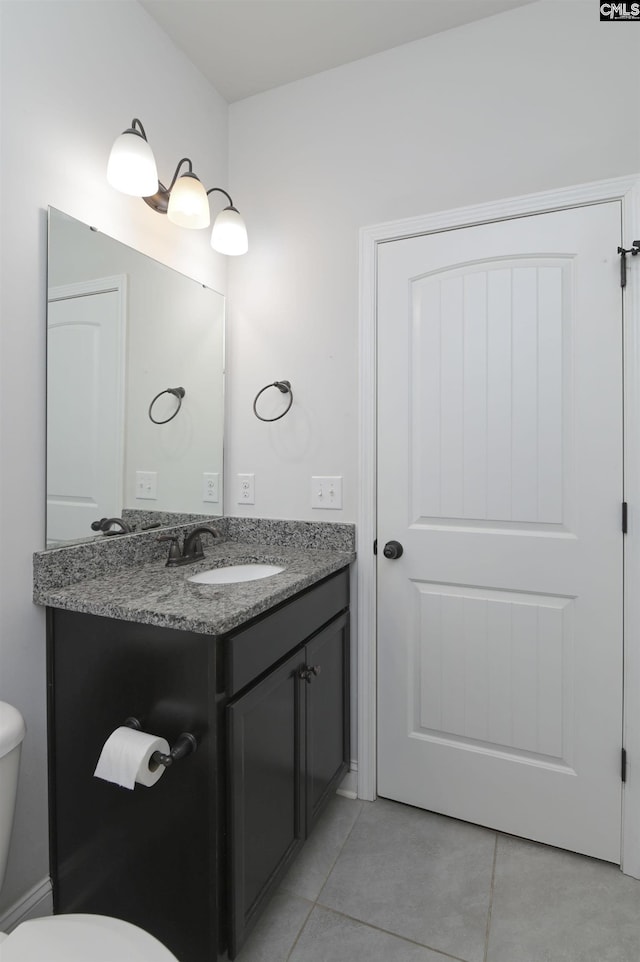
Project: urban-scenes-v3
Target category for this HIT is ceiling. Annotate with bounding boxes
[141,0,537,103]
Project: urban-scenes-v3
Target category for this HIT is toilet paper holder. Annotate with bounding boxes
[124,717,197,768]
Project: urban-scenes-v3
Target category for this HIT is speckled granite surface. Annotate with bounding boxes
[34,521,228,593]
[33,519,355,637]
[223,517,354,551]
[121,509,221,528]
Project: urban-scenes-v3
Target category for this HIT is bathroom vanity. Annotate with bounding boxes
[35,522,354,962]
[41,211,354,960]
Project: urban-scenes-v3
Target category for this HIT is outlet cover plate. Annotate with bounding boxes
[237,473,255,505]
[202,472,220,503]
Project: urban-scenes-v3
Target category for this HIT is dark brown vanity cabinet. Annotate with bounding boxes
[47,566,350,962]
[227,611,349,956]
[47,610,220,962]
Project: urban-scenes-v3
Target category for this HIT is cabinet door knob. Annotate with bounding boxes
[298,665,321,684]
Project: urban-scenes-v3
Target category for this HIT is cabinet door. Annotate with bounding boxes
[305,612,350,832]
[227,648,306,957]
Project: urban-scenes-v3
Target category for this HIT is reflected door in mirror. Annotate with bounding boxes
[47,280,125,545]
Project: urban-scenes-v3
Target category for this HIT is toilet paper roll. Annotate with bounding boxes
[94,726,171,790]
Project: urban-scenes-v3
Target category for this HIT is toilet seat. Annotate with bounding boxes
[0,913,179,961]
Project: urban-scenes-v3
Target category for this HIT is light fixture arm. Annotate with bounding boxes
[143,158,199,215]
[206,187,234,208]
[167,157,194,192]
[130,118,149,140]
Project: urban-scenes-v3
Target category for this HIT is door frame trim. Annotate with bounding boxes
[357,173,640,875]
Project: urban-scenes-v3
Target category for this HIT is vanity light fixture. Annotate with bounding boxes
[107,118,248,256]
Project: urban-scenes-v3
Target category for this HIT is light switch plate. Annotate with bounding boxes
[136,470,157,500]
[202,472,220,503]
[311,476,343,509]
[237,473,255,505]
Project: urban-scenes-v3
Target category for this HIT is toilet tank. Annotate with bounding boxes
[0,702,26,892]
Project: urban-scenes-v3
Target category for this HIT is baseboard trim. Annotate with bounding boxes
[0,877,52,932]
[336,762,359,800]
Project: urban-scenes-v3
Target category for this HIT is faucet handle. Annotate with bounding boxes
[157,534,182,564]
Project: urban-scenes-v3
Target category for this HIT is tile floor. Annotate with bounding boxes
[236,795,640,962]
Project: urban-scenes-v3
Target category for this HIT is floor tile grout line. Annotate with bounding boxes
[483,833,499,962]
[281,798,366,962]
[313,799,366,905]
[283,898,315,962]
[277,798,497,962]
[304,903,474,962]
[311,797,490,961]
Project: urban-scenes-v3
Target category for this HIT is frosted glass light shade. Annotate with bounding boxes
[107,129,158,197]
[211,207,248,256]
[167,173,210,229]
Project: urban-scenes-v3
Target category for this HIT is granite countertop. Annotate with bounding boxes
[34,538,354,637]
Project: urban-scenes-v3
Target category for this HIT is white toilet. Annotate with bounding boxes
[0,700,179,961]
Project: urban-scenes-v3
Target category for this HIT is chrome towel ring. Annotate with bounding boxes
[253,380,293,422]
[148,386,186,424]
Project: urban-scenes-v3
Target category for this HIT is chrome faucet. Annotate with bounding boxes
[158,525,223,567]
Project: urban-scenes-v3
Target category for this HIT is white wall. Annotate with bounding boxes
[226,0,640,525]
[0,0,228,913]
[123,268,224,515]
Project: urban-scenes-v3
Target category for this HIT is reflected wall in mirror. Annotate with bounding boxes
[47,208,224,548]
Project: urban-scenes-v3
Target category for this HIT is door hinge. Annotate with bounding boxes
[623,502,628,534]
[373,539,377,555]
[622,747,627,783]
[618,241,640,288]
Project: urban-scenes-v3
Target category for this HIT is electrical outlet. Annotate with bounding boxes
[202,472,220,503]
[135,470,157,500]
[311,476,343,510]
[237,473,255,504]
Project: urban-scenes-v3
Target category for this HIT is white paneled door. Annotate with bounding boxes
[47,284,125,544]
[377,203,624,862]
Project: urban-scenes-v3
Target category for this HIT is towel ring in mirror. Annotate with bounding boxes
[253,380,293,422]
[149,386,186,425]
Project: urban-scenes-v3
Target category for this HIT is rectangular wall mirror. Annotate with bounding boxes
[46,207,225,548]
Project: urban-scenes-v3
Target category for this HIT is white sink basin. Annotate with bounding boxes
[188,563,284,585]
